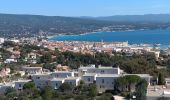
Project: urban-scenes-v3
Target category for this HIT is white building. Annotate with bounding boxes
[34,79,51,89]
[0,82,15,94]
[96,74,120,93]
[0,38,4,44]
[15,80,31,90]
[4,58,17,63]
[78,65,120,76]
[31,73,51,81]
[82,73,97,84]
[51,71,74,78]
[22,67,43,75]
[50,78,65,89]
[64,77,81,86]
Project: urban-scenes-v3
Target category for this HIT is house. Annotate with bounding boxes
[64,77,81,86]
[96,74,120,93]
[50,78,65,89]
[27,52,37,64]
[0,82,14,94]
[78,65,120,76]
[15,79,31,90]
[22,67,43,75]
[34,79,51,89]
[78,64,96,76]
[31,73,51,81]
[4,58,17,63]
[0,38,4,44]
[51,71,74,78]
[82,73,97,84]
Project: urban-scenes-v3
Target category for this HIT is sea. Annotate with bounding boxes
[48,29,170,48]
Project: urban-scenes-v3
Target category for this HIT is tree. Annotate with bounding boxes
[23,81,36,89]
[97,93,112,100]
[157,97,170,100]
[59,83,73,92]
[41,86,53,100]
[23,82,40,98]
[115,75,141,92]
[114,76,128,92]
[136,79,148,100]
[125,75,141,92]
[88,83,98,98]
[158,73,165,85]
[40,53,52,63]
[5,87,16,95]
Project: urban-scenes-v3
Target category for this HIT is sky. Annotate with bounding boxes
[0,0,170,17]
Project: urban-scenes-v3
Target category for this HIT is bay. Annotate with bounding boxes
[48,29,170,46]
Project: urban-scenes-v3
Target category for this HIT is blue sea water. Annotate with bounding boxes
[49,29,170,46]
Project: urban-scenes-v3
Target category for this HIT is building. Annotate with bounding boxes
[64,77,81,86]
[15,80,31,90]
[50,78,65,89]
[31,73,51,81]
[0,82,14,94]
[0,38,4,44]
[78,65,120,76]
[82,73,97,84]
[22,67,43,75]
[96,74,120,93]
[51,71,74,78]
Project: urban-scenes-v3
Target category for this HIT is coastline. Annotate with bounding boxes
[47,28,149,39]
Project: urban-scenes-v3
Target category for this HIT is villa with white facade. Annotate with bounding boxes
[7,64,152,94]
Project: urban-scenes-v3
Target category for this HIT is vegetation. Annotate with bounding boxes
[0,82,100,100]
[0,14,170,38]
[136,79,148,100]
[158,73,165,85]
[114,75,148,99]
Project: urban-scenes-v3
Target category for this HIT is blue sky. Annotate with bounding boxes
[0,0,170,16]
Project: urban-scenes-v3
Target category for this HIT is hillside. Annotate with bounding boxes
[0,14,116,37]
[94,14,170,23]
[0,14,170,38]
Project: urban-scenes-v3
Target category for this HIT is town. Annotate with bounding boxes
[0,37,170,100]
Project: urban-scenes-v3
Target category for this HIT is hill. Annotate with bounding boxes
[0,14,170,38]
[94,14,170,23]
[0,14,116,38]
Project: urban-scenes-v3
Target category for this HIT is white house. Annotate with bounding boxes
[22,67,43,75]
[15,80,31,90]
[27,52,37,64]
[78,64,96,76]
[51,71,74,78]
[0,38,4,44]
[34,79,51,89]
[0,82,15,94]
[82,73,97,84]
[4,58,17,63]
[78,65,120,76]
[50,78,65,89]
[64,77,81,86]
[31,73,51,81]
[96,74,120,93]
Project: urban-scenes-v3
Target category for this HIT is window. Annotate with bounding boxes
[88,78,90,82]
[102,79,104,83]
[56,83,58,87]
[19,84,21,87]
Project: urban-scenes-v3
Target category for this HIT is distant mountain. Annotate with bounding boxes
[93,14,170,23]
[0,13,118,38]
[0,13,170,38]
